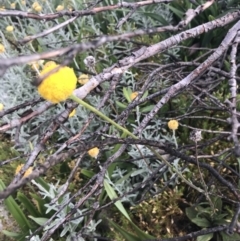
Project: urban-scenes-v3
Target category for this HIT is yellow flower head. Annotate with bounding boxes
[35,5,42,12]
[0,103,4,111]
[168,120,179,130]
[69,109,76,117]
[0,44,5,53]
[10,3,16,9]
[24,167,33,177]
[37,62,77,103]
[32,2,42,12]
[32,2,38,8]
[6,25,14,32]
[88,147,99,159]
[78,74,89,85]
[130,92,138,101]
[56,5,64,12]
[15,164,33,178]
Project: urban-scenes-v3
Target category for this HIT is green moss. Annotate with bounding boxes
[0,135,23,185]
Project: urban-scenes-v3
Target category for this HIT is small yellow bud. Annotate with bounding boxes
[21,0,26,5]
[15,164,23,175]
[10,3,16,9]
[88,147,99,159]
[0,44,5,53]
[69,109,76,117]
[24,167,33,177]
[34,5,42,12]
[32,2,42,12]
[130,92,138,101]
[168,120,179,130]
[15,164,33,178]
[78,74,89,85]
[32,2,38,8]
[56,5,64,12]
[6,25,14,32]
[0,103,4,111]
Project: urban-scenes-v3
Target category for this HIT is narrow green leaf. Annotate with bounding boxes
[141,12,169,26]
[104,179,131,221]
[111,132,128,154]
[29,193,48,216]
[213,197,222,213]
[104,178,158,241]
[35,177,50,191]
[2,230,23,238]
[123,87,131,103]
[224,60,231,71]
[0,179,32,232]
[116,101,127,109]
[115,171,135,185]
[17,192,41,217]
[108,219,155,241]
[107,162,119,177]
[81,169,95,178]
[108,219,139,241]
[28,216,48,226]
[142,90,148,99]
[141,105,154,113]
[167,5,184,18]
[208,15,215,21]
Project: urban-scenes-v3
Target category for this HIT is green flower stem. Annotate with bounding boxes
[69,94,137,139]
[70,94,203,193]
[172,130,178,148]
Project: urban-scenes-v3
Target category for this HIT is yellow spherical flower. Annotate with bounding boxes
[35,5,42,12]
[32,2,40,10]
[32,2,42,12]
[78,74,89,85]
[37,62,77,103]
[0,44,5,53]
[10,3,16,9]
[6,25,14,32]
[69,109,76,117]
[24,167,33,177]
[15,164,33,178]
[88,147,99,159]
[21,0,26,5]
[0,103,4,111]
[32,2,38,8]
[15,164,23,175]
[130,92,138,101]
[168,120,179,130]
[56,5,64,12]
